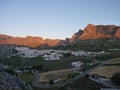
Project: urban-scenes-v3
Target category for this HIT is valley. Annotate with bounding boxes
[0,24,120,90]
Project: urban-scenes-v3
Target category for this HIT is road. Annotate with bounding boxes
[32,62,104,88]
[32,71,50,88]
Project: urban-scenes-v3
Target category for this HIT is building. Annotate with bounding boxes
[71,61,83,73]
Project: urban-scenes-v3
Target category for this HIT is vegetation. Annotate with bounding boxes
[111,73,120,86]
[52,38,120,52]
[4,68,16,75]
[93,51,120,61]
[18,73,34,84]
[104,58,120,64]
[33,77,107,90]
[64,77,107,90]
[67,72,80,79]
[82,63,100,71]
[62,52,72,57]
[49,79,54,85]
[1,55,22,67]
[32,64,44,72]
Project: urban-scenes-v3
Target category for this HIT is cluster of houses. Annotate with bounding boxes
[14,47,105,60]
[15,47,63,60]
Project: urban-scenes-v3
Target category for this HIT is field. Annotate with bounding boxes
[89,58,120,78]
[40,68,72,82]
[18,73,34,84]
[104,58,120,64]
[89,66,120,78]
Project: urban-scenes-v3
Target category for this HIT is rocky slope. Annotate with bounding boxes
[0,24,120,47]
[70,29,83,43]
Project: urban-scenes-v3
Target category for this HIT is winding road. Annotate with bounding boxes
[32,61,104,88]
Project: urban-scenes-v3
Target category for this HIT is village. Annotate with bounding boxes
[15,46,105,60]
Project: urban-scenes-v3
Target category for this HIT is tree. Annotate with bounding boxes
[32,64,43,72]
[49,79,54,85]
[63,52,72,57]
[111,73,120,86]
[4,68,16,75]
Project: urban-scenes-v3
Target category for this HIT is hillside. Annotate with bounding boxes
[0,34,61,47]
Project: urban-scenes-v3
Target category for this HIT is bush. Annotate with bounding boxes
[67,73,79,79]
[49,79,54,85]
[4,68,16,75]
[111,73,120,86]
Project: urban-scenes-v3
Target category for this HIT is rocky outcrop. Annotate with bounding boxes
[0,45,17,58]
[70,24,120,42]
[115,28,120,38]
[0,66,31,90]
[80,24,120,40]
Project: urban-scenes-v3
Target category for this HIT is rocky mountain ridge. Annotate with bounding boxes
[70,24,120,42]
[0,24,120,47]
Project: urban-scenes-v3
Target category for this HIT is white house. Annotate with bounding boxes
[71,61,83,73]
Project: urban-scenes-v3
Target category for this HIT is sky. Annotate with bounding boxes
[0,0,120,39]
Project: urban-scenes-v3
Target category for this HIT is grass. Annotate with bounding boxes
[40,68,72,82]
[104,58,120,64]
[18,73,34,84]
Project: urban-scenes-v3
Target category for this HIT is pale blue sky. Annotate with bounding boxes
[0,0,120,39]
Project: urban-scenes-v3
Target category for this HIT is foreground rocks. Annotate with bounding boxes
[0,66,32,90]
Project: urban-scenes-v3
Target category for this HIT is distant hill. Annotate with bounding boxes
[0,24,120,47]
[0,34,61,47]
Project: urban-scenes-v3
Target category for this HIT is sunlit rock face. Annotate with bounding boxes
[0,34,61,47]
[115,27,120,38]
[70,24,120,42]
[79,24,120,40]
